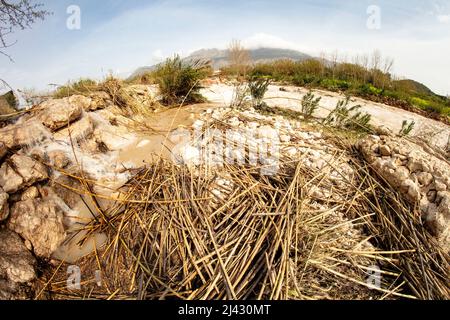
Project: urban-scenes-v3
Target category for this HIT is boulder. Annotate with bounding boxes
[0,229,36,299]
[0,120,52,149]
[0,163,23,194]
[7,198,66,258]
[37,96,86,131]
[0,91,18,117]
[0,155,48,193]
[54,114,94,142]
[117,85,159,110]
[358,134,450,251]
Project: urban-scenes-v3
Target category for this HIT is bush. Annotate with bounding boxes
[301,91,321,119]
[54,78,98,98]
[324,97,372,131]
[320,78,351,91]
[292,74,317,87]
[99,76,124,105]
[399,120,415,136]
[359,84,383,96]
[410,97,430,109]
[153,55,210,106]
[248,76,271,107]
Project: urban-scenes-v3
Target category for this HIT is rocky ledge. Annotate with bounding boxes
[358,135,450,251]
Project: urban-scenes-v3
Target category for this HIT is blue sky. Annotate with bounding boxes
[1,0,449,95]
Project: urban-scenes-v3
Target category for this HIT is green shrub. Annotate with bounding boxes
[410,97,430,109]
[248,76,271,107]
[153,55,210,106]
[292,74,318,87]
[324,97,372,131]
[399,120,415,136]
[359,84,383,96]
[301,90,321,119]
[222,57,448,120]
[54,78,98,98]
[320,78,351,91]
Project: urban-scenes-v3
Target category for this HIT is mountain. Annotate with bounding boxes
[393,79,437,96]
[129,47,312,79]
[187,47,312,69]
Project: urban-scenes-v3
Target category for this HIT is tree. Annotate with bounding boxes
[0,0,49,92]
[227,39,251,77]
[1,0,49,60]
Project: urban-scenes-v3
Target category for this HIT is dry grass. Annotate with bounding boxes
[34,125,450,300]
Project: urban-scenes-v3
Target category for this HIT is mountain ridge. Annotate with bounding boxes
[129,47,312,80]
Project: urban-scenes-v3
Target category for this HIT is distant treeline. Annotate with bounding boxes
[221,53,450,120]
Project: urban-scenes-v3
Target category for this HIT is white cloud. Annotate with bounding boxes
[437,14,450,23]
[242,33,305,51]
[151,49,164,62]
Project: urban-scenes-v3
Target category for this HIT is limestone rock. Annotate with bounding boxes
[20,186,40,201]
[7,198,67,258]
[47,150,71,169]
[0,188,9,221]
[11,154,48,185]
[0,163,23,194]
[38,96,85,131]
[0,120,52,149]
[0,229,36,299]
[417,172,433,187]
[379,144,391,156]
[0,155,48,193]
[358,134,450,250]
[54,114,94,142]
[117,85,158,110]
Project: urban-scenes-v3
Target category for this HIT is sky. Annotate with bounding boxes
[0,0,449,95]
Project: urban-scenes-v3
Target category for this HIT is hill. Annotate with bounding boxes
[129,47,312,80]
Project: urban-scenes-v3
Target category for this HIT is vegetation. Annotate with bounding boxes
[0,0,50,59]
[221,52,450,121]
[53,78,99,98]
[226,39,252,78]
[324,97,372,131]
[1,1,50,90]
[153,55,210,106]
[248,76,270,107]
[301,90,321,119]
[399,120,415,136]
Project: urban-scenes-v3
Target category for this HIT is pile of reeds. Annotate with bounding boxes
[34,115,449,300]
[347,156,450,299]
[38,158,443,300]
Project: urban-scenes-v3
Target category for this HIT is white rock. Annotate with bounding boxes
[38,96,85,131]
[7,198,67,258]
[0,229,36,299]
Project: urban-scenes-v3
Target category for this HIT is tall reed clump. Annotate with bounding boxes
[153,55,211,106]
[301,90,321,119]
[53,79,99,98]
[399,120,415,136]
[248,76,271,108]
[324,97,372,131]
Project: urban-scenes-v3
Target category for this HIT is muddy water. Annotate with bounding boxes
[52,103,220,263]
[118,103,219,167]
